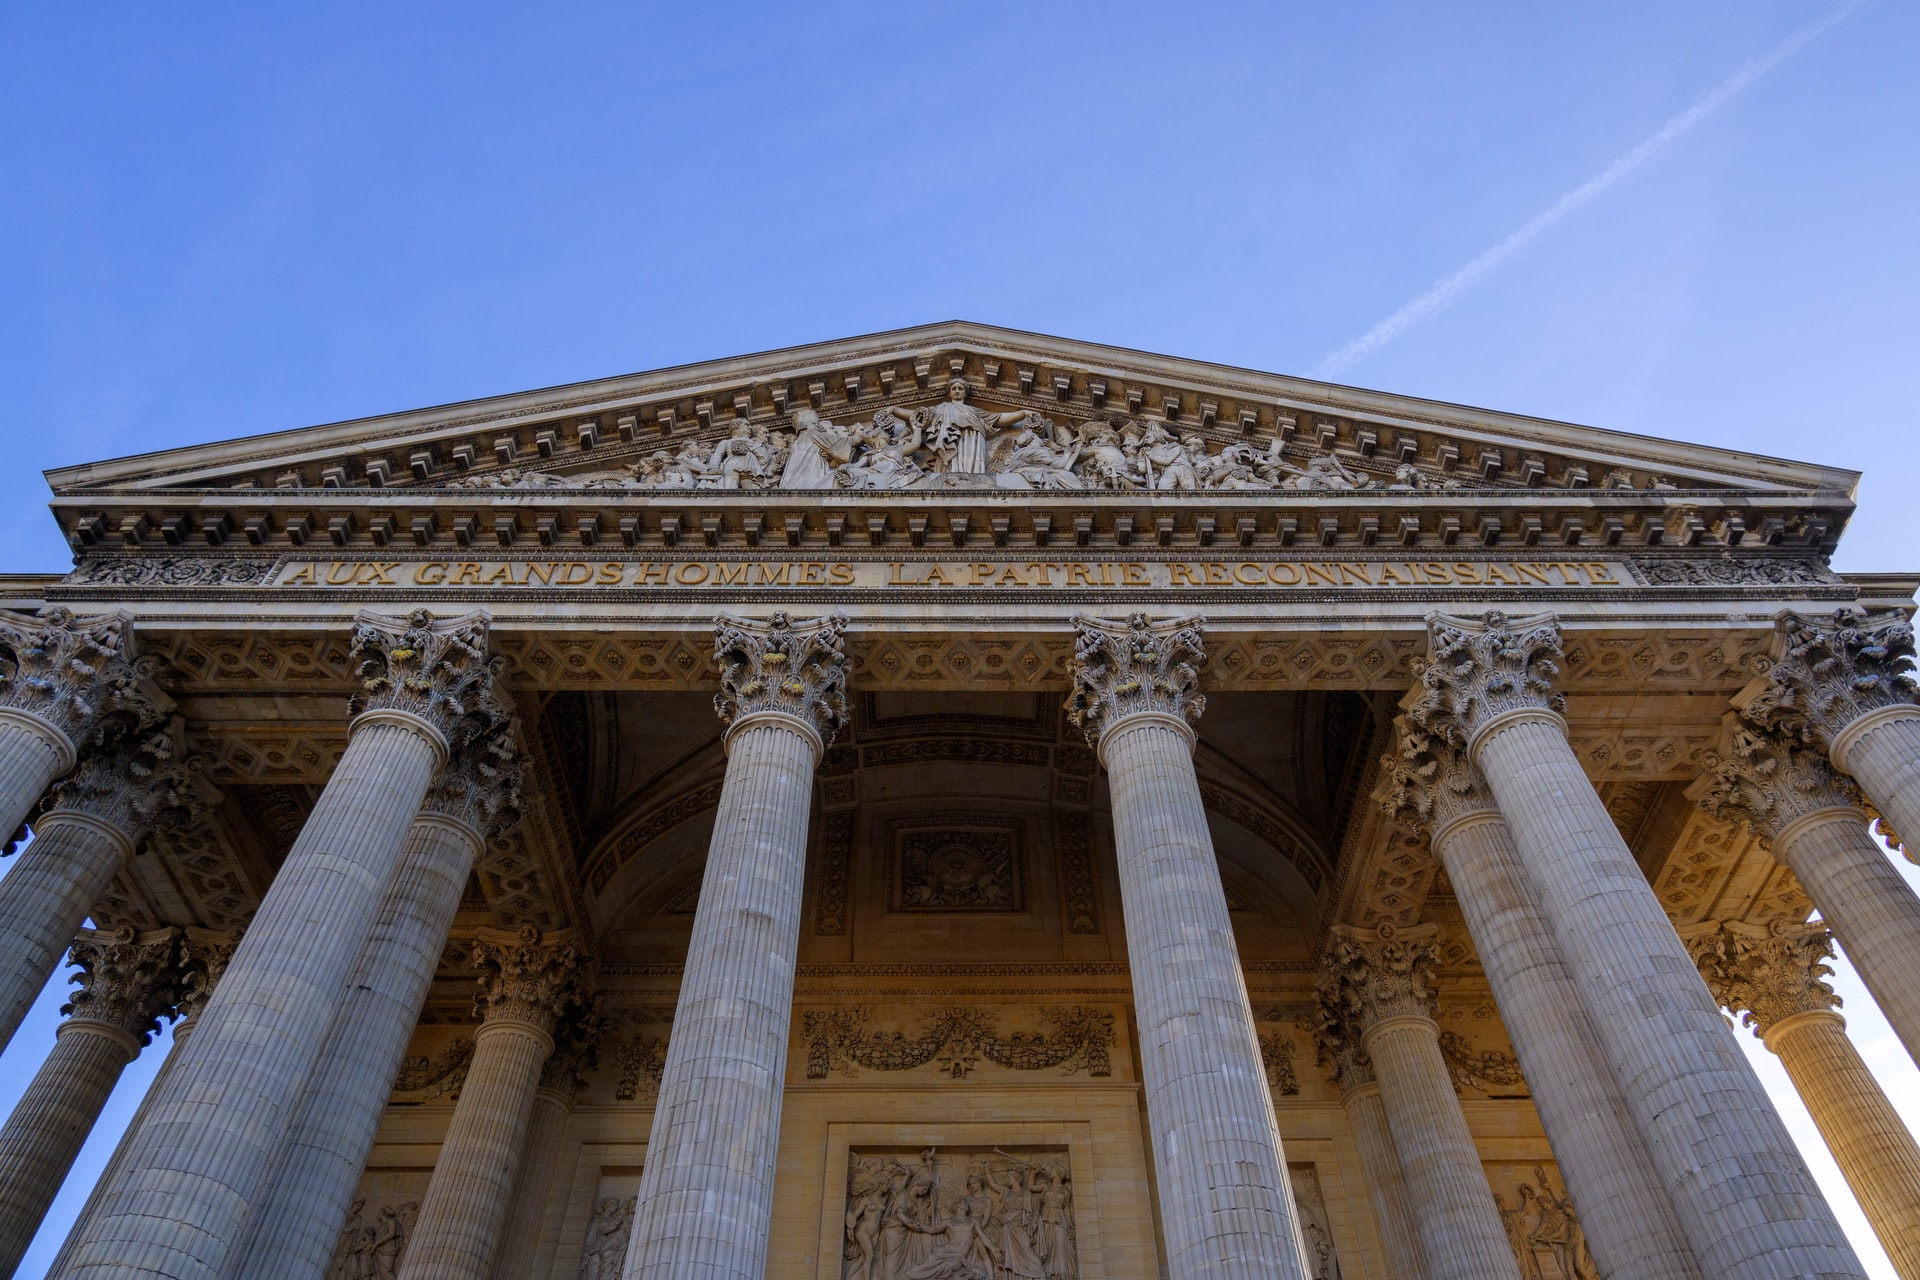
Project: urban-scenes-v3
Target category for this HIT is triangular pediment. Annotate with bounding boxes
[47,321,1855,498]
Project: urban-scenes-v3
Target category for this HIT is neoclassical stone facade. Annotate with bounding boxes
[2,322,1917,1280]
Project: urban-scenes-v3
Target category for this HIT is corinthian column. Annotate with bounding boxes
[1407,610,1862,1280]
[1738,608,1920,861]
[0,607,137,840]
[398,928,592,1280]
[623,611,848,1280]
[43,927,242,1280]
[1314,1025,1426,1279]
[1379,719,1701,1280]
[56,609,500,1280]
[486,1011,597,1280]
[0,928,182,1278]
[1693,712,1920,1068]
[0,719,208,1050]
[232,724,525,1280]
[1317,925,1519,1280]
[1065,613,1313,1280]
[1687,921,1920,1280]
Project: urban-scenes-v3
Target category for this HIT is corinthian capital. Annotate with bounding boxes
[469,925,593,1036]
[1689,714,1862,841]
[175,925,243,1023]
[0,607,166,755]
[1312,1001,1374,1093]
[1317,923,1442,1037]
[1404,610,1565,753]
[63,926,185,1046]
[712,611,849,746]
[349,608,501,752]
[1738,608,1920,749]
[1374,713,1496,839]
[45,720,215,846]
[1064,613,1206,747]
[423,709,527,840]
[539,1003,602,1095]
[1684,919,1840,1036]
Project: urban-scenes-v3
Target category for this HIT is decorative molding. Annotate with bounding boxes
[801,1005,1114,1080]
[812,808,857,936]
[1054,810,1099,935]
[69,557,278,587]
[859,738,1051,770]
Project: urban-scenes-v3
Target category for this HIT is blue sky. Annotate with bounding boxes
[2,1,1917,1275]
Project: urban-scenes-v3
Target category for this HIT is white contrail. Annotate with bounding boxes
[1315,1,1865,378]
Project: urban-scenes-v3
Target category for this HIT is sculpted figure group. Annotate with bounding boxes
[843,1148,1077,1280]
[326,1198,418,1280]
[452,378,1466,494]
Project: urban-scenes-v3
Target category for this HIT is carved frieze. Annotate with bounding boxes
[812,808,857,936]
[1259,1028,1300,1096]
[327,1195,420,1280]
[801,1005,1114,1080]
[1437,1031,1527,1096]
[1488,1164,1599,1280]
[392,1039,474,1101]
[70,557,278,587]
[1053,809,1100,936]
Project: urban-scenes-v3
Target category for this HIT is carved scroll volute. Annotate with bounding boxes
[1404,610,1566,759]
[711,611,850,752]
[1737,608,1920,749]
[1064,612,1206,755]
[1374,712,1497,841]
[45,718,217,848]
[1688,713,1863,842]
[348,608,501,756]
[63,926,185,1047]
[1684,919,1841,1038]
[0,606,142,754]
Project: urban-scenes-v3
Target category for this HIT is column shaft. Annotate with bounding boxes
[485,1088,572,1280]
[57,718,444,1280]
[397,1022,552,1280]
[0,815,130,1049]
[1104,716,1312,1280]
[1766,1011,1920,1280]
[0,1022,137,1276]
[1834,711,1920,858]
[1773,810,1920,1067]
[1476,715,1861,1280]
[0,711,73,851]
[1362,1016,1520,1280]
[230,815,480,1280]
[1339,1081,1426,1279]
[623,718,818,1280]
[1435,813,1701,1280]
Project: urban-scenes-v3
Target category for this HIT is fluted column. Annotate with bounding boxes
[231,726,525,1280]
[623,611,848,1280]
[1316,1030,1426,1279]
[1408,609,1862,1280]
[1318,925,1519,1280]
[486,1018,594,1280]
[1739,608,1920,865]
[1694,711,1920,1068]
[0,720,209,1051]
[398,929,591,1280]
[0,607,138,844]
[0,928,182,1278]
[55,608,500,1280]
[1065,613,1313,1280]
[1688,921,1920,1280]
[42,927,240,1280]
[1379,718,1702,1280]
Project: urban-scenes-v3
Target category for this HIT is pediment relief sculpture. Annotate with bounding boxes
[438,378,1479,496]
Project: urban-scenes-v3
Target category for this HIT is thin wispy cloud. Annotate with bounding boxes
[1316,1,1866,378]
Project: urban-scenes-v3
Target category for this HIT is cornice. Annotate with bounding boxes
[45,321,1857,497]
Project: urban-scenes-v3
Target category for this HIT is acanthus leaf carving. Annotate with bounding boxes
[45,719,216,846]
[712,610,849,744]
[1065,612,1206,744]
[1688,714,1862,841]
[1405,610,1566,750]
[468,925,592,1035]
[1374,713,1494,838]
[1317,923,1442,1035]
[1684,918,1841,1035]
[1739,608,1920,747]
[0,606,137,748]
[62,925,185,1044]
[348,608,502,750]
